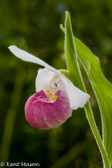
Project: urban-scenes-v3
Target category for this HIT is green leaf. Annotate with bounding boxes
[74,36,112,164]
[61,12,112,165]
[63,11,86,91]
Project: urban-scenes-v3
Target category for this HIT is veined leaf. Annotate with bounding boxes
[64,11,86,92]
[74,36,112,164]
[61,12,112,165]
[64,12,85,90]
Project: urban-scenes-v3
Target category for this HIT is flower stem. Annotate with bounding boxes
[84,102,110,168]
[61,70,110,168]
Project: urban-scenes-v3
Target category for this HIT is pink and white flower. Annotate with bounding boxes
[8,45,90,129]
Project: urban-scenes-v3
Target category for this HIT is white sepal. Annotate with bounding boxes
[60,75,90,109]
[8,45,57,73]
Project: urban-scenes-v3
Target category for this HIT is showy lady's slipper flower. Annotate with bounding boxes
[9,45,90,130]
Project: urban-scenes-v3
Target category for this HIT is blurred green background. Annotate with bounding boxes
[0,0,112,168]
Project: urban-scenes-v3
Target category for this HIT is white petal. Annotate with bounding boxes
[36,68,55,92]
[36,68,90,110]
[36,68,66,94]
[8,45,57,73]
[60,75,90,109]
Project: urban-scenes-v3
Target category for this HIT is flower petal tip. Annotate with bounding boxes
[8,45,16,52]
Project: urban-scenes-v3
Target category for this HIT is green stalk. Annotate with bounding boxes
[61,70,110,168]
[84,102,110,168]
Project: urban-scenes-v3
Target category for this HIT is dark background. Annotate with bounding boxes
[0,0,112,168]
